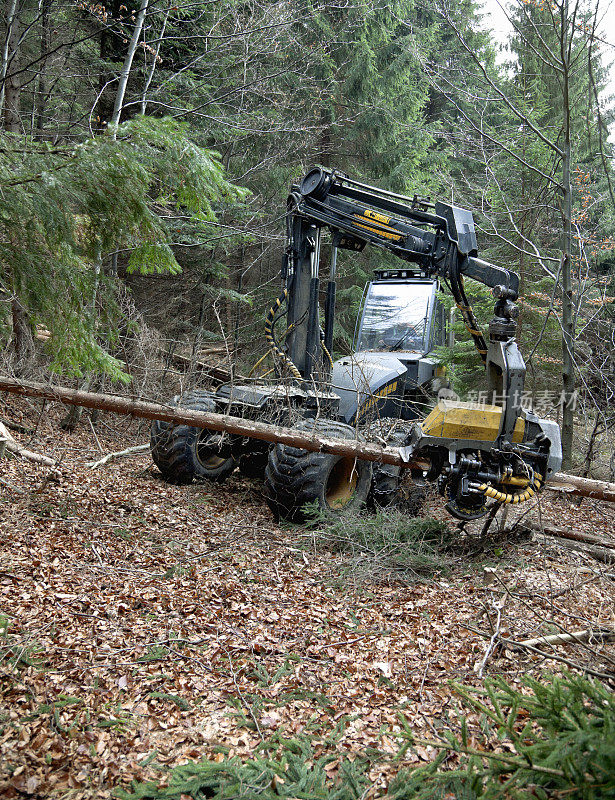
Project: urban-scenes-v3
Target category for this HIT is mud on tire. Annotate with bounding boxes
[264,418,372,523]
[150,390,235,484]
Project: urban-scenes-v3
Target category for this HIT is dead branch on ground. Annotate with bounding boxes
[0,420,59,469]
[87,443,150,468]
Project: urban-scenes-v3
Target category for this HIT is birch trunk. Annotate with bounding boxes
[110,0,149,132]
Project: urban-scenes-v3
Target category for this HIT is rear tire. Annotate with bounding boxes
[264,418,372,523]
[150,391,236,484]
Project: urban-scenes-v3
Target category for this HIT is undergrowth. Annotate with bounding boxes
[392,671,615,799]
[115,729,372,799]
[116,672,615,800]
[301,508,453,584]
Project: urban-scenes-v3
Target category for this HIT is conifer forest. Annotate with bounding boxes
[1,0,615,797]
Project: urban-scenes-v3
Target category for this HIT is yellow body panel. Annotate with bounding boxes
[421,400,525,443]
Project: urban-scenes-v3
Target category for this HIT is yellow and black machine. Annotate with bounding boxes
[151,167,562,522]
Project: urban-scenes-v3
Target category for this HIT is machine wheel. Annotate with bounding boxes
[264,418,372,523]
[150,390,236,484]
[368,425,426,515]
[370,466,427,515]
[369,462,402,508]
[368,426,407,508]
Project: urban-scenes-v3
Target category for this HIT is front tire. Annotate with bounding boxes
[150,390,236,484]
[264,418,372,523]
[368,422,426,514]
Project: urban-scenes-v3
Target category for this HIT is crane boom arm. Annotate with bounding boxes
[274,167,562,521]
[290,167,519,297]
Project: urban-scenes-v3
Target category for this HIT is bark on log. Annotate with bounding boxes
[539,534,615,565]
[548,472,615,502]
[519,629,615,648]
[0,376,415,468]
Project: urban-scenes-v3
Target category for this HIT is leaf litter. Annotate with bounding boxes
[0,396,613,798]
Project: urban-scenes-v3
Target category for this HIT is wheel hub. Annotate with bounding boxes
[325,457,359,508]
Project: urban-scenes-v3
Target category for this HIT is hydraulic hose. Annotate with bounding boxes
[264,289,302,380]
[449,254,488,363]
[473,473,543,505]
[321,341,334,371]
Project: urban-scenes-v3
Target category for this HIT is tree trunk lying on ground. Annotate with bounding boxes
[0,375,420,468]
[546,473,615,502]
[2,375,615,503]
[538,534,615,565]
[520,522,615,549]
[519,628,615,648]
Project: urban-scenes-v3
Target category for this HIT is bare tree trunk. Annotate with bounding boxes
[140,1,170,114]
[517,97,527,338]
[11,296,33,362]
[2,0,21,132]
[0,0,17,114]
[560,0,575,469]
[33,0,51,137]
[110,0,149,132]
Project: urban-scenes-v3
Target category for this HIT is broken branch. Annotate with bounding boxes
[87,443,150,468]
[518,629,615,648]
[521,522,615,550]
[0,421,58,469]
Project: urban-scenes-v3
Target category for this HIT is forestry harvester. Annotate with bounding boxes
[150,167,562,522]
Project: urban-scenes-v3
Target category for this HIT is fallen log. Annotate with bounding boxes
[521,522,615,550]
[519,628,615,648]
[538,533,615,565]
[0,376,415,468]
[1,375,615,503]
[548,472,615,503]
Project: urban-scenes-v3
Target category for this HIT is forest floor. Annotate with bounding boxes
[1,394,614,799]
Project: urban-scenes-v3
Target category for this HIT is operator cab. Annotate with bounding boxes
[355,274,445,357]
[331,273,447,424]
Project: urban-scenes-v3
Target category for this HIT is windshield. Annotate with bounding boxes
[357,282,434,353]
